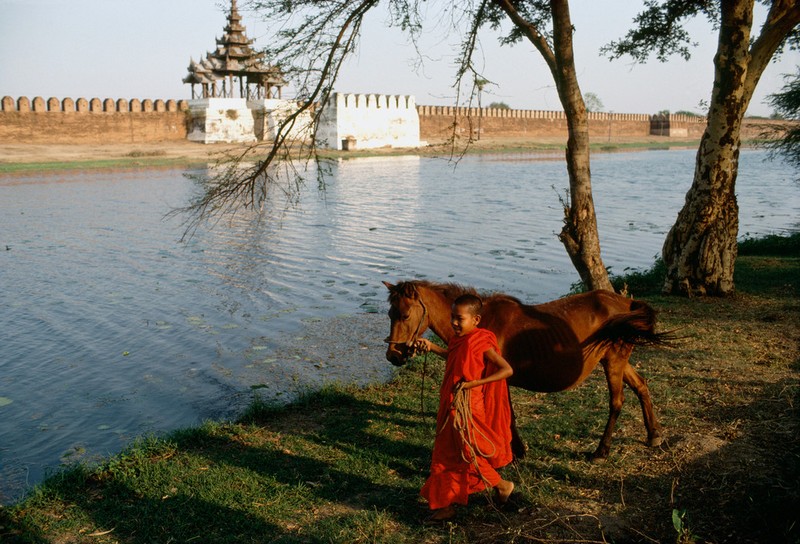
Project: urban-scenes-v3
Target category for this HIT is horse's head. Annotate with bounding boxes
[383,280,430,366]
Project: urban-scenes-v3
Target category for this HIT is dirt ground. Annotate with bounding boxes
[0,141,245,164]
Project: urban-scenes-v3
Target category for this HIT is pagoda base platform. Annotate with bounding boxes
[249,99,313,142]
[187,98,257,144]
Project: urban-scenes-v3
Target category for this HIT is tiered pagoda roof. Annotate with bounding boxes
[183,0,285,100]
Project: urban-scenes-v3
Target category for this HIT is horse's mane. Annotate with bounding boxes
[389,279,523,306]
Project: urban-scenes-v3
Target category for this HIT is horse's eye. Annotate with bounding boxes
[401,314,411,321]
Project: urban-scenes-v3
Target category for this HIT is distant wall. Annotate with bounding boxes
[0,96,190,144]
[649,113,706,139]
[0,95,785,145]
[417,107,783,142]
[419,106,671,141]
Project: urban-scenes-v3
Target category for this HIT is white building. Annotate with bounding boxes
[187,92,420,148]
[187,98,313,144]
[316,93,421,150]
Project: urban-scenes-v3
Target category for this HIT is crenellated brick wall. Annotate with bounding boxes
[417,106,663,141]
[0,96,190,144]
[0,95,783,145]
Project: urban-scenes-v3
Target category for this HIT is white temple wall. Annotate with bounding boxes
[317,93,420,150]
[248,99,313,142]
[187,98,256,144]
[186,94,420,147]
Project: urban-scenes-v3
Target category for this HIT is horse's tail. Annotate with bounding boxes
[582,300,674,355]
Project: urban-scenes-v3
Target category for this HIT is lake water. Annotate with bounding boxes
[1,149,797,503]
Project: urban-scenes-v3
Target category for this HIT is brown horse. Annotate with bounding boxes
[383,280,669,461]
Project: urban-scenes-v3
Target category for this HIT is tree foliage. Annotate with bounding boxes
[601,1,719,62]
[764,68,800,172]
[583,92,604,112]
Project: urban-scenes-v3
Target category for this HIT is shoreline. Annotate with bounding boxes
[1,236,797,541]
[0,136,703,174]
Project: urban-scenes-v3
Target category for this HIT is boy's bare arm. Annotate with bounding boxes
[462,348,513,390]
[416,338,448,357]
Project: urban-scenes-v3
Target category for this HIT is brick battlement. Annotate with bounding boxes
[0,95,191,144]
[0,94,776,145]
[1,96,189,113]
[417,105,657,122]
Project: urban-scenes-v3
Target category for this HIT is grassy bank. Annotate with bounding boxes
[1,235,797,543]
[0,138,706,175]
[0,152,209,175]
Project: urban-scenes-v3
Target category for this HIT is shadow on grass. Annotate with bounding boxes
[0,389,434,543]
[1,474,284,543]
[565,375,800,543]
[183,390,432,510]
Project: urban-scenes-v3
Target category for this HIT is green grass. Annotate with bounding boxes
[0,157,206,174]
[0,139,704,174]
[738,231,800,256]
[1,234,798,543]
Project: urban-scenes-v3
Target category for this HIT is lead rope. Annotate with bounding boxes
[419,349,429,423]
[438,382,497,491]
[449,385,514,516]
[406,299,429,421]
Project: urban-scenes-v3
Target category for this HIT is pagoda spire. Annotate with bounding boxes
[183,0,285,100]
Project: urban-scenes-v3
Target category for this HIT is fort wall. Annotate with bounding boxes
[0,96,190,144]
[0,95,779,145]
[417,106,666,141]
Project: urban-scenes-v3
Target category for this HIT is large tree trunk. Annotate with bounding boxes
[661,131,742,296]
[662,0,798,296]
[550,1,612,292]
[497,0,612,291]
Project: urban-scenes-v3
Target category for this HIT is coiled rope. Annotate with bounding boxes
[439,381,497,489]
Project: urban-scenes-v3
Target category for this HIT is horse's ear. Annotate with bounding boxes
[382,281,395,290]
[400,282,419,300]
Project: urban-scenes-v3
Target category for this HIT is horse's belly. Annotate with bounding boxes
[500,317,597,393]
[506,349,593,393]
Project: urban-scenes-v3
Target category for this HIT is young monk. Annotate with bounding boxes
[415,293,515,521]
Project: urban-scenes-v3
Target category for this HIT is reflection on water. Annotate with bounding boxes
[0,149,797,503]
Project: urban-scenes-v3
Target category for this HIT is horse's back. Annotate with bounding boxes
[535,290,633,318]
[483,290,643,392]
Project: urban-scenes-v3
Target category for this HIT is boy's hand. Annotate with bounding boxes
[414,339,430,353]
[452,378,469,393]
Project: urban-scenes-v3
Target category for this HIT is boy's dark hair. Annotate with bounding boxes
[453,293,482,316]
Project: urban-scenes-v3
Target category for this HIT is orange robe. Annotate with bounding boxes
[420,327,513,510]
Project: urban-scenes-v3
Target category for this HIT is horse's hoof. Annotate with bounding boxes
[647,436,663,447]
[511,440,528,460]
[588,451,608,464]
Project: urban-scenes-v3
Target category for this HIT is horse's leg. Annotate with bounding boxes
[622,361,662,447]
[507,384,527,459]
[592,348,627,462]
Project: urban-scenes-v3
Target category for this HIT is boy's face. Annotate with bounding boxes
[450,303,480,336]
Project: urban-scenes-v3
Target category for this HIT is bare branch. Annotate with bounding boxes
[177,0,379,236]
